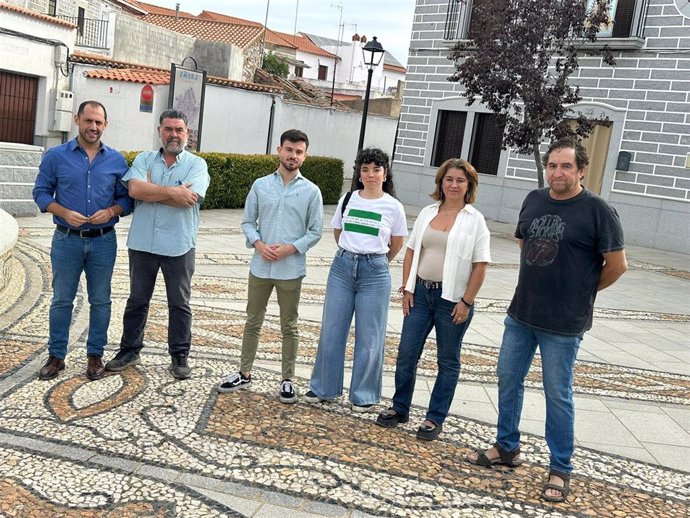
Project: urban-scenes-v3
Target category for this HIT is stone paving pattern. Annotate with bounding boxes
[1,210,688,517]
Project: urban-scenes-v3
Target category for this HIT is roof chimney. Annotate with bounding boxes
[175,3,180,21]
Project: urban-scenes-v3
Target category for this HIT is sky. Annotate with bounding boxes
[167,0,417,66]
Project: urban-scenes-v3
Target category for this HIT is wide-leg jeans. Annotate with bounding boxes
[496,315,581,474]
[48,228,117,359]
[309,248,391,406]
[119,248,195,355]
[392,282,473,425]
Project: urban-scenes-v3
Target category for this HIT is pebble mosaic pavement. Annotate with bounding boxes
[0,232,688,517]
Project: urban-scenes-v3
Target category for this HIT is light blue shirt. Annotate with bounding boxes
[123,149,210,257]
[242,171,323,280]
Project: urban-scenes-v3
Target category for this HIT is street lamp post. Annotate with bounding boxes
[357,36,385,152]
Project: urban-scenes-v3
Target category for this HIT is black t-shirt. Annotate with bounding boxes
[507,188,624,336]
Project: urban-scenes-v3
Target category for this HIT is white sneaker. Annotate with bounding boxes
[351,403,374,413]
[279,379,297,404]
[304,390,324,404]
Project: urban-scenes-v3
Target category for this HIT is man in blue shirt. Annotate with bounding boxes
[105,109,209,380]
[217,129,323,403]
[33,100,131,381]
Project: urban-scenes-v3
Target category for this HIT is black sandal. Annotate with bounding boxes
[416,420,442,441]
[466,442,522,468]
[375,408,409,428]
[542,470,570,503]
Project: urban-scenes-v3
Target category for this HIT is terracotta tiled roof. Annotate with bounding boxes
[196,10,262,27]
[330,93,362,102]
[384,63,406,74]
[72,51,281,93]
[87,68,170,85]
[127,0,194,17]
[0,1,76,29]
[267,30,336,59]
[140,14,263,49]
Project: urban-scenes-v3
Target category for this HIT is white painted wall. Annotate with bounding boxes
[71,73,399,180]
[0,8,76,148]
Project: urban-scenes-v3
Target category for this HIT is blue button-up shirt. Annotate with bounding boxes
[33,139,131,228]
[123,149,210,257]
[242,171,323,280]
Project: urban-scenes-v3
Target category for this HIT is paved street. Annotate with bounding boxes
[0,207,688,517]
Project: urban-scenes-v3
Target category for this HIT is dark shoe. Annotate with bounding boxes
[86,355,105,381]
[542,470,570,503]
[279,379,297,404]
[38,356,65,380]
[466,442,523,468]
[416,421,442,441]
[170,353,191,379]
[218,371,251,393]
[105,350,141,371]
[303,390,324,404]
[375,408,410,428]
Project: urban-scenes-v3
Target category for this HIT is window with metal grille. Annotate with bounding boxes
[432,110,467,167]
[469,113,505,176]
[318,65,328,80]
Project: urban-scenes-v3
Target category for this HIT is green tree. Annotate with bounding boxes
[262,51,290,78]
[448,0,615,187]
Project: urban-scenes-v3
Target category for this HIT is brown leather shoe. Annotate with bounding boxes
[86,355,105,381]
[38,356,65,380]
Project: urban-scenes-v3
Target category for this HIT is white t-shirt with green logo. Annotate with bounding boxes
[332,190,407,254]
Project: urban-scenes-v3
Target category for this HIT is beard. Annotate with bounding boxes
[162,136,187,155]
[280,158,300,172]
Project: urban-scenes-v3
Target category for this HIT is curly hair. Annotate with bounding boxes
[430,158,479,204]
[349,147,396,197]
[543,137,589,170]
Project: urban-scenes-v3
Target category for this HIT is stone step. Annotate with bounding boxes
[0,166,38,184]
[0,200,37,217]
[0,144,43,167]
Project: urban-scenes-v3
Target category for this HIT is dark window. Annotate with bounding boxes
[48,0,57,16]
[611,0,636,37]
[432,110,467,167]
[318,65,328,81]
[77,7,85,35]
[0,71,38,145]
[469,113,505,176]
[294,66,303,78]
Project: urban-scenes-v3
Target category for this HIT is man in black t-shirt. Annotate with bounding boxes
[467,138,627,503]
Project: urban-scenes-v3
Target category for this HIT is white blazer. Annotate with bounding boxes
[403,201,491,302]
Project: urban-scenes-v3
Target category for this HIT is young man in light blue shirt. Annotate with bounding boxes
[105,109,210,380]
[218,129,323,403]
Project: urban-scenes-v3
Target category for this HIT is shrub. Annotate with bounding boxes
[121,151,344,208]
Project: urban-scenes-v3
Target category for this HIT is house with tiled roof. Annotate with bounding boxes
[264,29,338,83]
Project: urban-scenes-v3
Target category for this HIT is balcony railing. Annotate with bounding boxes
[58,16,109,48]
[443,0,649,41]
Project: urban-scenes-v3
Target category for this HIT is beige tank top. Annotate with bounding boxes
[417,226,449,282]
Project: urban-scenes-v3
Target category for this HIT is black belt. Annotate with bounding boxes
[56,225,114,238]
[416,276,442,290]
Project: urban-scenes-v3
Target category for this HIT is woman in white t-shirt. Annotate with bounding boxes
[375,158,490,441]
[305,148,407,411]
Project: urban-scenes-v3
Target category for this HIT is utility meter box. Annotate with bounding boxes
[52,90,74,132]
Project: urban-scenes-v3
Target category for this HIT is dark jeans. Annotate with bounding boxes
[391,282,473,425]
[119,248,195,355]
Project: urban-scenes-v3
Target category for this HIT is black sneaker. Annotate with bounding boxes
[170,353,191,380]
[217,371,251,393]
[105,350,141,371]
[303,390,324,404]
[279,379,297,404]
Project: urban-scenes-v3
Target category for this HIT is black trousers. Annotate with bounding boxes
[119,248,195,355]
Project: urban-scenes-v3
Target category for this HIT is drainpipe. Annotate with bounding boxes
[175,3,180,21]
[265,95,276,154]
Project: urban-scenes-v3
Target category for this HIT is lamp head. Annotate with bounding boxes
[362,36,385,69]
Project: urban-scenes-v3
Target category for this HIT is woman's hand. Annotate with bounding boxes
[451,302,470,325]
[402,291,414,316]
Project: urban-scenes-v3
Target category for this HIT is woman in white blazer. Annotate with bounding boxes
[376,158,491,441]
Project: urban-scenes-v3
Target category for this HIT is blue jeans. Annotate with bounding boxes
[309,249,391,406]
[496,315,581,474]
[119,249,195,355]
[48,228,118,359]
[392,282,473,425]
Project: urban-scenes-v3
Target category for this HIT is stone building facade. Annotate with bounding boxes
[394,0,690,253]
